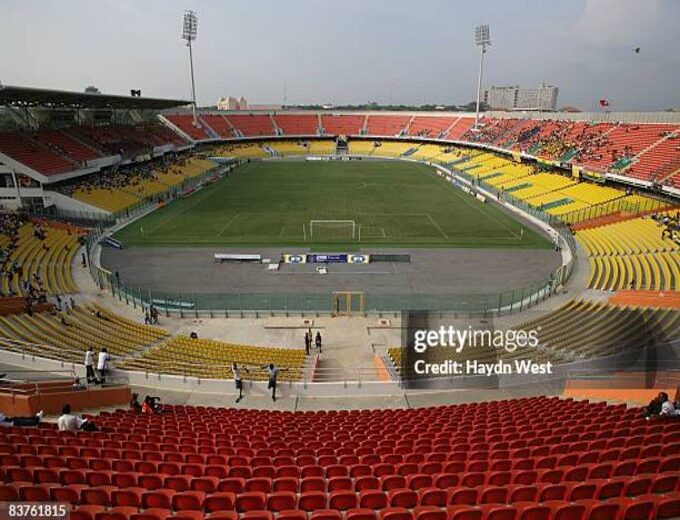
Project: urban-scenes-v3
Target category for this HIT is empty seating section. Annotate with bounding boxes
[0,131,77,175]
[407,117,455,139]
[444,118,475,141]
[0,221,81,296]
[116,336,306,381]
[371,142,415,158]
[273,116,320,136]
[267,142,310,156]
[166,115,212,141]
[215,143,269,159]
[409,145,447,161]
[348,141,378,156]
[35,130,103,163]
[366,116,410,137]
[200,116,237,139]
[577,216,680,290]
[225,116,276,137]
[0,302,168,363]
[389,299,680,368]
[305,141,336,155]
[321,116,365,136]
[3,398,680,520]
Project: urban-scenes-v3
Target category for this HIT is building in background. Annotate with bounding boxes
[216,96,248,110]
[483,84,559,111]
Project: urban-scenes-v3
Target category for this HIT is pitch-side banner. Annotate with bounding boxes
[282,254,370,264]
[283,254,307,264]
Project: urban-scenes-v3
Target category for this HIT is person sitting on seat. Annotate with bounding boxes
[142,396,163,414]
[130,393,142,413]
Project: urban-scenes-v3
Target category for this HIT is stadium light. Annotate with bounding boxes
[473,24,491,130]
[182,10,199,126]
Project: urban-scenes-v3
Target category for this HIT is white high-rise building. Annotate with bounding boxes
[483,84,559,111]
[216,96,247,110]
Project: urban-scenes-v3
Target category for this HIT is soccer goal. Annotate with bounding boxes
[309,220,357,242]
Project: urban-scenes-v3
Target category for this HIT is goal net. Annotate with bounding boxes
[309,220,356,242]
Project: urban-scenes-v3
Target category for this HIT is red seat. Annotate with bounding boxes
[586,503,619,520]
[446,505,482,520]
[71,506,106,520]
[413,507,446,520]
[656,494,680,519]
[266,492,297,512]
[329,490,358,510]
[346,509,377,520]
[480,505,516,520]
[479,487,507,505]
[51,486,82,505]
[275,512,307,520]
[550,503,585,520]
[418,488,447,507]
[218,478,245,494]
[142,490,175,509]
[204,493,236,513]
[379,507,413,520]
[297,491,327,511]
[388,489,418,508]
[165,475,192,492]
[112,489,143,508]
[172,491,206,511]
[246,478,272,493]
[515,504,550,520]
[235,492,267,513]
[241,511,273,520]
[273,477,299,493]
[328,477,353,492]
[356,477,381,492]
[359,490,388,510]
[449,488,477,506]
[19,485,51,501]
[618,499,654,520]
[310,510,342,520]
[82,488,112,506]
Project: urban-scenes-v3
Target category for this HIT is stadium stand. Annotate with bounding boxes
[273,115,320,136]
[407,117,456,139]
[2,398,680,520]
[0,131,78,175]
[34,129,104,163]
[199,115,237,139]
[165,115,212,141]
[59,156,215,213]
[389,299,680,368]
[225,115,276,137]
[626,132,680,186]
[444,118,475,141]
[366,115,410,137]
[0,302,168,363]
[0,216,82,296]
[116,335,306,381]
[321,115,365,136]
[576,215,680,291]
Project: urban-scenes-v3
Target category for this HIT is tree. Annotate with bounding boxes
[84,86,101,94]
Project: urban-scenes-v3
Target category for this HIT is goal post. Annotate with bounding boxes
[309,220,357,242]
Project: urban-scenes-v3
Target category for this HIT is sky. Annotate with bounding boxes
[1,0,679,111]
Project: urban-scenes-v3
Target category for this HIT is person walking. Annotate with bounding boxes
[84,346,96,384]
[315,331,322,353]
[232,362,249,403]
[263,363,289,402]
[304,331,311,355]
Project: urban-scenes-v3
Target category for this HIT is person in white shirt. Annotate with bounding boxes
[97,348,111,385]
[232,362,249,403]
[57,404,84,431]
[262,363,289,402]
[84,346,96,384]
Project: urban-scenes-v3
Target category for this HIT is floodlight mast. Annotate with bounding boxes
[473,24,491,130]
[182,10,199,126]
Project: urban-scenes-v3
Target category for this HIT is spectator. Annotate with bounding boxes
[142,396,163,414]
[0,409,44,427]
[84,346,96,384]
[97,347,111,385]
[57,404,85,431]
[644,393,663,419]
[72,377,86,391]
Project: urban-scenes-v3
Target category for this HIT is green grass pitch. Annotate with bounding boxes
[114,160,552,249]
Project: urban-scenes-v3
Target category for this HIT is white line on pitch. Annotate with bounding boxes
[217,213,240,237]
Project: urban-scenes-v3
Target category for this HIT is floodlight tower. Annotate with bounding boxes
[473,24,491,130]
[182,10,199,126]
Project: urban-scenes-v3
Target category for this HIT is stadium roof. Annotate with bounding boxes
[0,85,190,110]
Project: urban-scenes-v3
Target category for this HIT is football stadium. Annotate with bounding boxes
[0,1,679,519]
